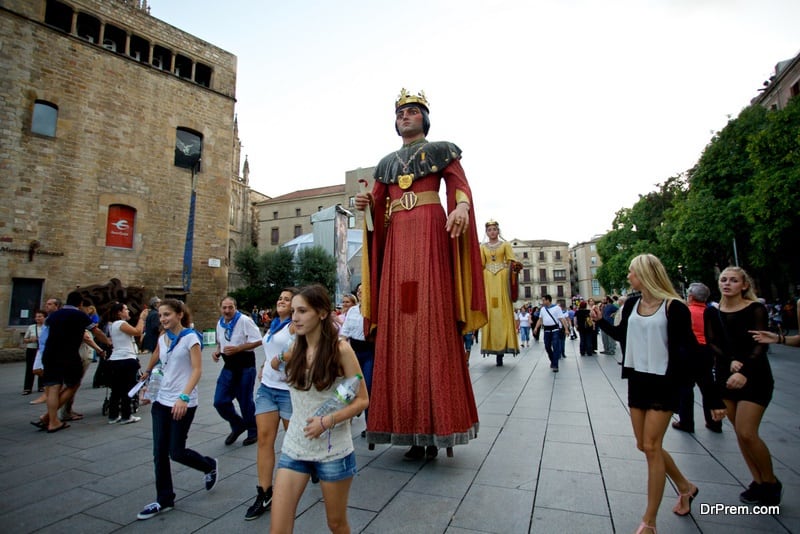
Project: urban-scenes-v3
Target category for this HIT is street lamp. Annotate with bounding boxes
[182,158,201,293]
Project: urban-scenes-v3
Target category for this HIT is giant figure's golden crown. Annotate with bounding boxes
[395,88,429,111]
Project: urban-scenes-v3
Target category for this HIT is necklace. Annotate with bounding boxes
[394,142,427,172]
[485,241,501,261]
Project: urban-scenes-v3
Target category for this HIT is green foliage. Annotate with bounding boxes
[295,246,337,296]
[234,246,262,287]
[596,176,686,293]
[231,246,298,310]
[742,96,800,270]
[597,99,800,300]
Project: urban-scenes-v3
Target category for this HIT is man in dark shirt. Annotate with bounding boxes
[140,297,162,353]
[36,292,106,432]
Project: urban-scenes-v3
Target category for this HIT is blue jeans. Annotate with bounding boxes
[151,401,214,507]
[355,348,374,423]
[213,367,257,439]
[543,329,563,369]
[519,326,530,343]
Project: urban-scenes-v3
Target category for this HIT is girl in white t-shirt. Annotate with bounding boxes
[270,284,368,534]
[244,287,298,520]
[136,299,216,521]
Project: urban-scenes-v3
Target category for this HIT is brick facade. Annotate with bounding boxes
[0,0,239,346]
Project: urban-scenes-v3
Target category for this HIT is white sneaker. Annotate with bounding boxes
[108,416,122,424]
[121,416,141,424]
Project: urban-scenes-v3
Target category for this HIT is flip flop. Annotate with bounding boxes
[47,423,70,433]
[30,420,46,430]
[63,414,84,421]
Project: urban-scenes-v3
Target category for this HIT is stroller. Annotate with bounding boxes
[92,354,141,416]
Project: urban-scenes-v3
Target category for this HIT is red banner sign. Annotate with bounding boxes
[106,205,135,248]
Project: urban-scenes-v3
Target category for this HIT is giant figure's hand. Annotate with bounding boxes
[354,192,373,211]
[446,203,470,238]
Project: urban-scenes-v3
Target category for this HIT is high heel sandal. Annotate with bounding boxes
[635,521,656,534]
[673,485,699,516]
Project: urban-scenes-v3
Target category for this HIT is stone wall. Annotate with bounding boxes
[0,0,238,346]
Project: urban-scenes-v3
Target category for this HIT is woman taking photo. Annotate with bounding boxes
[137,299,217,521]
[244,287,298,521]
[270,284,368,534]
[592,254,724,534]
[707,266,781,506]
[106,302,146,424]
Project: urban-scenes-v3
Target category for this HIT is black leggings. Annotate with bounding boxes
[108,358,140,419]
[24,348,42,392]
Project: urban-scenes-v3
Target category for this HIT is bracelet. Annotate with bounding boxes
[320,416,327,431]
[779,334,785,344]
[329,414,336,429]
[278,352,285,363]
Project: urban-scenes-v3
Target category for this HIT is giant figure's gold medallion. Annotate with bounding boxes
[398,174,414,189]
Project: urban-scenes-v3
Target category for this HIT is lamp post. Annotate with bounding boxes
[182,158,201,293]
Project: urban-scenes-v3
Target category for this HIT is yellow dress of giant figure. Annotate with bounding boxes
[480,221,520,366]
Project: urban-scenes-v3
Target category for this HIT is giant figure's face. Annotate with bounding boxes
[396,105,425,138]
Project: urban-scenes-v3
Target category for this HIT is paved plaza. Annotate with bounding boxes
[1,337,798,533]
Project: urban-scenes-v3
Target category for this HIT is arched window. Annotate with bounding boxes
[106,204,136,248]
[31,101,58,137]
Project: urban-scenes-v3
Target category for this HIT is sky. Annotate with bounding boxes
[150,0,800,245]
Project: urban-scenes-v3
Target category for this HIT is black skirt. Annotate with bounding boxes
[627,370,680,412]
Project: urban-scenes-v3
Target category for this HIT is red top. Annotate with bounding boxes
[688,301,707,345]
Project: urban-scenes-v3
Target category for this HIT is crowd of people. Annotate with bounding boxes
[20,89,796,533]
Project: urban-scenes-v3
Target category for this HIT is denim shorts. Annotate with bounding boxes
[277,450,356,482]
[254,383,292,420]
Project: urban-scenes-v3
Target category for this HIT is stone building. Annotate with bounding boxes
[753,50,800,110]
[0,0,246,347]
[509,239,571,306]
[229,152,269,289]
[570,236,608,302]
[255,167,373,253]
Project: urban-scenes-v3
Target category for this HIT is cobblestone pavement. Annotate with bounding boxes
[1,338,797,533]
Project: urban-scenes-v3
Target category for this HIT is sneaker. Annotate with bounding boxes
[740,481,762,504]
[121,416,141,425]
[761,479,783,506]
[244,485,272,520]
[205,458,219,491]
[108,416,122,425]
[137,502,173,520]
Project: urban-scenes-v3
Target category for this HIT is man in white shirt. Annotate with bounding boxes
[532,295,571,372]
[213,297,262,446]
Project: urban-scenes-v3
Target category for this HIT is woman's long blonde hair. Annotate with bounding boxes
[629,254,681,301]
[720,266,758,302]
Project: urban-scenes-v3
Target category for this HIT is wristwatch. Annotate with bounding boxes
[179,393,190,402]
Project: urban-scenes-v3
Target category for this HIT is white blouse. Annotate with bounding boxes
[624,300,669,375]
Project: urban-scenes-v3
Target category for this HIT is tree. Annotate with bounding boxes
[262,248,298,305]
[295,246,337,297]
[233,246,262,287]
[594,100,799,301]
[231,246,296,311]
[742,96,800,281]
[596,176,686,293]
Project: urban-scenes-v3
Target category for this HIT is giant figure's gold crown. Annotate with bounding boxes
[395,88,429,111]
